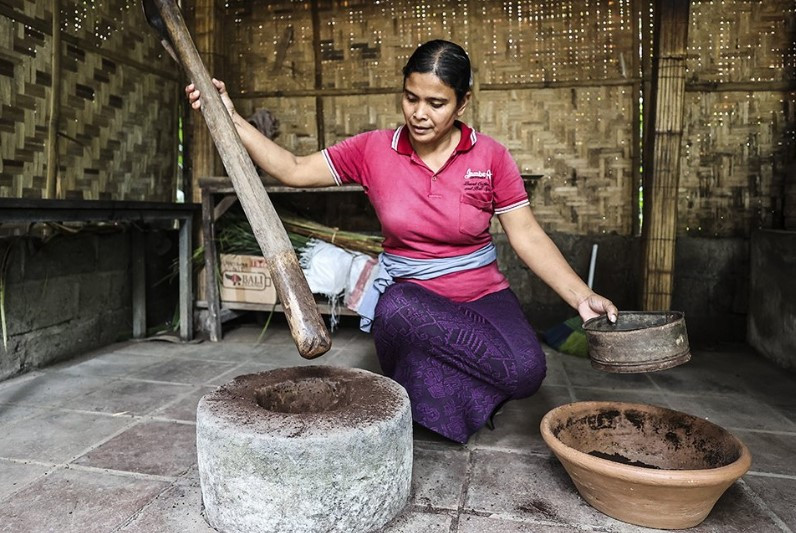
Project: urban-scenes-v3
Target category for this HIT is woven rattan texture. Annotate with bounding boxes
[688,0,795,83]
[0,0,178,200]
[680,90,796,236]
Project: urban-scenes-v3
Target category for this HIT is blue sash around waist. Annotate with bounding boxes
[358,242,497,332]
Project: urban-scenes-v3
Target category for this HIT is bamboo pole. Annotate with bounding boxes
[466,0,481,132]
[310,0,325,150]
[45,0,61,199]
[631,0,642,237]
[189,0,222,203]
[640,0,691,311]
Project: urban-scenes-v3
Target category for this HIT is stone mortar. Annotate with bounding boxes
[196,365,413,533]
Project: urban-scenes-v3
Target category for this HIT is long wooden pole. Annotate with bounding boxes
[150,0,331,359]
[640,0,691,311]
[45,0,61,199]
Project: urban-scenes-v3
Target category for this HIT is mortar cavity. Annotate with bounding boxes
[255,378,351,414]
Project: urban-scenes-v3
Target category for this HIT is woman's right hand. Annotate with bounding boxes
[185,78,236,118]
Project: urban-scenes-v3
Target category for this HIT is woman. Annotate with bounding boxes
[187,40,618,443]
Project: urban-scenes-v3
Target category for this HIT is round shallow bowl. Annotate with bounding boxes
[583,311,690,373]
[540,401,751,529]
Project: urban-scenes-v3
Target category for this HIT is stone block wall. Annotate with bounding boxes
[0,229,179,382]
[748,230,796,370]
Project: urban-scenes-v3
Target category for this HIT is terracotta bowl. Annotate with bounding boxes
[540,401,752,529]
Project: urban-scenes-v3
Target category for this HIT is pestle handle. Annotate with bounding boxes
[148,0,331,358]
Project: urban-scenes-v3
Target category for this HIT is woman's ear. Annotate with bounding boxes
[457,91,472,117]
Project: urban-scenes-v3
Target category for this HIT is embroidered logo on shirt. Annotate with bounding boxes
[464,169,492,180]
[464,169,492,193]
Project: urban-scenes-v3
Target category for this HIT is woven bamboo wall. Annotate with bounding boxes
[480,87,634,234]
[0,0,179,200]
[225,0,315,94]
[220,0,793,236]
[224,0,637,235]
[681,0,796,235]
[236,95,319,155]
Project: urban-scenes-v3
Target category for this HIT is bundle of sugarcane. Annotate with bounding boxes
[276,211,383,256]
[218,212,382,256]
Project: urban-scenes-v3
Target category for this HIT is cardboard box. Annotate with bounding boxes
[199,254,278,306]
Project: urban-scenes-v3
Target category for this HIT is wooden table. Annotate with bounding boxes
[0,198,198,341]
[198,176,363,341]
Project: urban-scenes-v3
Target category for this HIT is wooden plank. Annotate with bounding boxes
[195,300,357,317]
[197,175,362,194]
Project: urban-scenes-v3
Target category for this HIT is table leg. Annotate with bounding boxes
[202,189,222,341]
[179,214,194,341]
[131,228,146,339]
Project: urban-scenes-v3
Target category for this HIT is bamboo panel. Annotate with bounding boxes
[679,90,796,236]
[687,0,795,83]
[479,87,634,235]
[472,0,635,84]
[57,59,178,200]
[317,0,472,90]
[0,16,51,197]
[61,0,173,70]
[322,93,409,147]
[0,0,178,200]
[235,96,319,155]
[224,0,315,94]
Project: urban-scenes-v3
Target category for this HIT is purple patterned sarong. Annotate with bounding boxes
[372,282,546,443]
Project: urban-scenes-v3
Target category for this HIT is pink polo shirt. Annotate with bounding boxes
[322,121,529,302]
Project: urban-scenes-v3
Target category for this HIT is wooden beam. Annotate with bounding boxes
[630,0,642,237]
[230,78,642,100]
[310,0,325,150]
[685,80,796,92]
[640,0,691,311]
[45,0,61,199]
[467,0,482,131]
[189,0,223,203]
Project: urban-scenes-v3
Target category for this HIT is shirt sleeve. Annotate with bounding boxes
[492,145,530,215]
[321,131,374,186]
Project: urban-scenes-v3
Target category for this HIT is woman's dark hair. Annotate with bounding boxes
[402,40,472,104]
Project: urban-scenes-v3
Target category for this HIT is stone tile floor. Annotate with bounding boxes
[0,318,794,532]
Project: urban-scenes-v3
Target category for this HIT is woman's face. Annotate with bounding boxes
[401,72,469,149]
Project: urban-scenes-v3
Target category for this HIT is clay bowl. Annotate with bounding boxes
[583,311,690,373]
[540,401,751,529]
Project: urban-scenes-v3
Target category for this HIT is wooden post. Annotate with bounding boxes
[132,228,147,339]
[189,0,223,203]
[201,188,222,341]
[640,0,691,311]
[310,0,325,150]
[45,0,61,199]
[467,0,481,132]
[630,0,642,237]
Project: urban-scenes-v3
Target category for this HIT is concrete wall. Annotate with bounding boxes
[748,230,796,370]
[497,234,749,344]
[0,229,179,382]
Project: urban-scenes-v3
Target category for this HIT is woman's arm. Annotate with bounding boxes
[186,79,335,188]
[498,206,618,322]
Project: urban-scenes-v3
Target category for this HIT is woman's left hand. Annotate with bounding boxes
[577,293,618,324]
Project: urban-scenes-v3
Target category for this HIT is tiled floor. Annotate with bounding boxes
[0,318,794,532]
